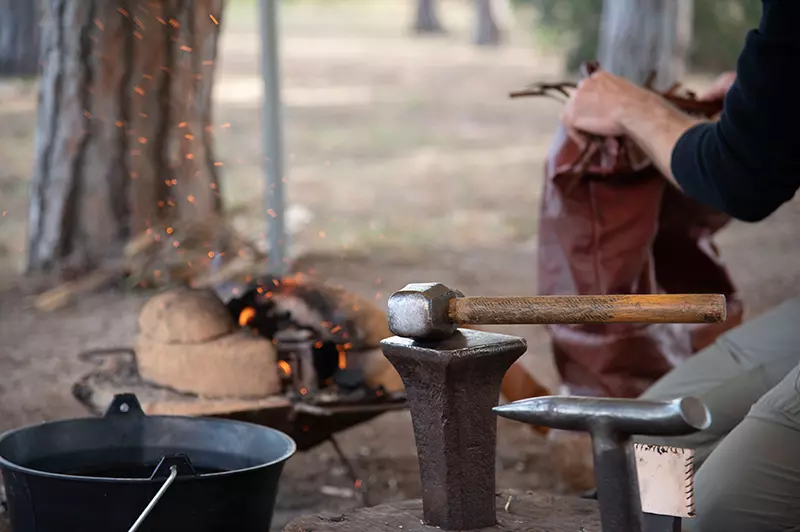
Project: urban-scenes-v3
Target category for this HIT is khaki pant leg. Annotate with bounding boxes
[684,362,800,532]
[636,297,800,468]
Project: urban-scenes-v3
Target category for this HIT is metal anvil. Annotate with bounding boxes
[381,329,527,530]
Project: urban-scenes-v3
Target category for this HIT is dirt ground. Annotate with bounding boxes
[0,1,799,530]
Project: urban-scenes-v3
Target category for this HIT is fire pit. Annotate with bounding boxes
[72,276,407,450]
[0,394,295,532]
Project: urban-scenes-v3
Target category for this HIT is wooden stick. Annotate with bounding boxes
[450,294,726,325]
[33,268,120,312]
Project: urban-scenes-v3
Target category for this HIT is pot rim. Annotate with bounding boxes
[0,414,297,483]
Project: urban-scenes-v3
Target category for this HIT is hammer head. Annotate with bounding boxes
[387,282,464,342]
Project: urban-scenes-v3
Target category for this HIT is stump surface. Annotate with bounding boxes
[283,491,601,531]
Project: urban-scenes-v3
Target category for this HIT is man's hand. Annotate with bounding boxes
[560,69,703,189]
[561,71,660,138]
[697,71,736,102]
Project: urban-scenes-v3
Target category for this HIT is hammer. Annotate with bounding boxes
[381,283,725,531]
[388,282,726,342]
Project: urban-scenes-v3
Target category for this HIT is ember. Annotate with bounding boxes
[238,306,256,326]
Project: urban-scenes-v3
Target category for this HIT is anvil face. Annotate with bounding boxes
[380,328,527,362]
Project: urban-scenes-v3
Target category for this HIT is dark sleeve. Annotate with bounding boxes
[670,0,800,222]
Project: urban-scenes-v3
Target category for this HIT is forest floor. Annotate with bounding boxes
[1,1,799,530]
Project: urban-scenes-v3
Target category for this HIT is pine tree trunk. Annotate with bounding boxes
[28,0,224,275]
[473,0,502,47]
[597,0,693,89]
[413,0,445,34]
[0,0,40,77]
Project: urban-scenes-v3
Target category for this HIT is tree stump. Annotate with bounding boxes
[283,491,601,532]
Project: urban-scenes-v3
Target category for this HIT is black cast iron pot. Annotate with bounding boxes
[0,394,296,532]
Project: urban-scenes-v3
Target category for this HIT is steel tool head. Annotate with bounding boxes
[495,395,711,532]
[493,396,710,436]
[387,282,464,342]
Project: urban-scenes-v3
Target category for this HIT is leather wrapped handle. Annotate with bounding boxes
[449,294,726,325]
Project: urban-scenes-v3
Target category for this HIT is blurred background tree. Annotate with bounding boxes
[515,0,761,73]
[411,0,507,46]
[0,0,40,77]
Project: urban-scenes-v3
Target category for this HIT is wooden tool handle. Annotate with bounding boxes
[449,294,726,325]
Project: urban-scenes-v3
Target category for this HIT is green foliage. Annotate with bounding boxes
[691,0,762,70]
[515,0,762,73]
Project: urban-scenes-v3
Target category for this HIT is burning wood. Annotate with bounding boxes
[225,274,403,394]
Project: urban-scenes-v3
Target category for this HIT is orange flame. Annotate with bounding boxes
[238,307,256,326]
[278,360,292,377]
[338,348,347,370]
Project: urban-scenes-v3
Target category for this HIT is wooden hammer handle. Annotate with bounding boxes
[449,294,726,325]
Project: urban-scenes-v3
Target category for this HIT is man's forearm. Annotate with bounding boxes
[619,95,704,189]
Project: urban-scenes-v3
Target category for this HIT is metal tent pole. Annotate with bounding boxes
[259,0,288,276]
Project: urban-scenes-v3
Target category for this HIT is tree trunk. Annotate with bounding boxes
[28,0,225,275]
[0,0,40,77]
[413,0,445,34]
[597,0,693,89]
[473,0,502,47]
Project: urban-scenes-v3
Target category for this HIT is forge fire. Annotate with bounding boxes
[225,275,391,399]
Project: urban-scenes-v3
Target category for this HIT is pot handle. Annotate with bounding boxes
[103,393,146,418]
[129,465,178,532]
[150,453,199,479]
